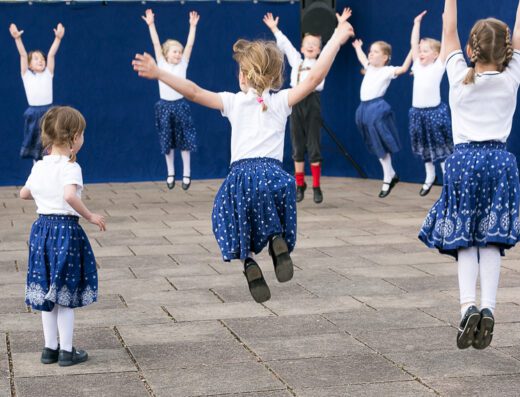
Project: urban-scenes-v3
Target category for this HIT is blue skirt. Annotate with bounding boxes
[419,141,520,258]
[155,98,197,154]
[355,97,401,159]
[25,215,98,311]
[21,105,52,160]
[409,103,453,163]
[212,157,297,261]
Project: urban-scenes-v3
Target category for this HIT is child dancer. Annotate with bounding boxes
[133,10,354,302]
[410,11,453,196]
[419,0,520,350]
[21,106,106,366]
[352,38,412,198]
[262,11,352,204]
[142,9,199,190]
[9,23,64,161]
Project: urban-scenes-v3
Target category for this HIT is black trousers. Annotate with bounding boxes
[290,92,322,163]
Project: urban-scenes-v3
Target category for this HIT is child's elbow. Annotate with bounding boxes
[63,192,76,204]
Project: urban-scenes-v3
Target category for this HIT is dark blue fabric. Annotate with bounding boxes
[409,103,453,163]
[155,98,197,154]
[20,105,51,160]
[419,142,520,258]
[212,157,297,261]
[25,215,98,312]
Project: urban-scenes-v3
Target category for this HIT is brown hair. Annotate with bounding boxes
[232,39,285,111]
[162,39,183,58]
[28,50,46,65]
[41,106,86,162]
[372,41,392,65]
[302,33,323,49]
[464,18,514,85]
[421,38,441,54]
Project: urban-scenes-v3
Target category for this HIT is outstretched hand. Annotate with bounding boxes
[9,23,23,39]
[262,13,279,30]
[141,9,155,26]
[352,39,363,49]
[189,11,200,26]
[336,7,352,23]
[132,52,160,80]
[53,23,65,39]
[414,10,427,24]
[88,213,106,232]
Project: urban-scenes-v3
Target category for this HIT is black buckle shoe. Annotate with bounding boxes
[296,182,307,203]
[243,258,271,303]
[166,175,175,190]
[457,305,480,349]
[182,176,191,191]
[472,308,494,350]
[313,187,323,204]
[379,175,399,198]
[419,177,437,197]
[268,235,294,283]
[41,345,60,364]
[58,347,89,367]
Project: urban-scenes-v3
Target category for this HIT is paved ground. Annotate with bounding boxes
[1,177,520,397]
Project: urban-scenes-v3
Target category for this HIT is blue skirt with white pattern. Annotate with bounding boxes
[355,97,401,159]
[212,157,297,261]
[419,141,520,258]
[25,215,98,311]
[155,99,197,154]
[21,105,52,160]
[409,103,453,163]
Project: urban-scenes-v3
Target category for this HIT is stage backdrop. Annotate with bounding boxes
[1,0,519,186]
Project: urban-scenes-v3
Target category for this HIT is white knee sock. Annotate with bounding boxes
[458,247,479,317]
[479,246,501,313]
[378,153,395,191]
[57,305,75,352]
[181,150,191,184]
[165,150,175,182]
[424,162,436,187]
[42,306,59,350]
[440,161,446,174]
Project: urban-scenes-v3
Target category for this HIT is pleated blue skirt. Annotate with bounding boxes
[154,98,197,154]
[419,141,520,258]
[21,104,52,160]
[25,215,98,311]
[212,157,297,261]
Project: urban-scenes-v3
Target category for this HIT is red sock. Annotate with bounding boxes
[311,164,321,188]
[295,172,305,187]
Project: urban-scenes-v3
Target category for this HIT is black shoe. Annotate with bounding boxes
[166,175,175,190]
[296,182,307,203]
[473,308,495,350]
[58,347,89,367]
[41,345,59,364]
[457,305,480,349]
[379,175,399,198]
[419,177,437,197]
[182,176,191,191]
[268,235,294,283]
[313,187,323,204]
[243,258,271,303]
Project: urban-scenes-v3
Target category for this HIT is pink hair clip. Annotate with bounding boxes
[256,97,264,105]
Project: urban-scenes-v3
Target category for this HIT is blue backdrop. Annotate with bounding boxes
[1,0,519,186]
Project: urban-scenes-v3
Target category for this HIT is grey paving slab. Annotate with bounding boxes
[427,374,520,397]
[296,381,434,397]
[165,302,274,321]
[264,296,364,316]
[0,375,8,397]
[0,313,42,332]
[212,283,315,302]
[0,297,27,314]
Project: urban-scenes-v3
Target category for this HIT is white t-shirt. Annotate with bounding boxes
[219,89,292,163]
[158,58,188,101]
[412,58,445,108]
[24,155,83,216]
[21,68,53,106]
[360,65,397,101]
[446,50,520,144]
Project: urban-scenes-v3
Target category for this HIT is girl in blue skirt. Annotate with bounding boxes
[352,38,413,198]
[20,106,106,366]
[9,23,65,161]
[133,10,355,302]
[419,0,520,350]
[409,11,453,196]
[142,9,199,190]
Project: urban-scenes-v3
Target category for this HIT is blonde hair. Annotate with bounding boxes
[28,50,46,64]
[464,18,514,85]
[421,38,441,54]
[41,106,86,162]
[372,41,392,65]
[232,39,285,111]
[162,39,183,58]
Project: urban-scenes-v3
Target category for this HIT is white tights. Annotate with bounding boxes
[41,304,75,352]
[165,150,191,184]
[378,154,396,191]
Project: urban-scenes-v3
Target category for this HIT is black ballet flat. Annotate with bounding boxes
[313,187,323,204]
[296,182,307,203]
[419,177,437,197]
[268,235,294,283]
[243,258,271,303]
[457,305,480,349]
[182,176,191,191]
[378,175,399,198]
[166,175,175,190]
[472,308,494,350]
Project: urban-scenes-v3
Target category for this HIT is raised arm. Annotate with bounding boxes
[352,39,369,69]
[47,23,64,75]
[442,0,461,56]
[288,8,354,107]
[9,24,28,75]
[142,9,164,61]
[394,50,413,76]
[411,11,427,61]
[513,0,520,50]
[183,11,199,63]
[263,13,302,68]
[132,52,223,110]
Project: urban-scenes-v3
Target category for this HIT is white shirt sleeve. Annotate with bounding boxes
[504,51,520,85]
[387,66,398,80]
[218,92,236,118]
[445,50,467,87]
[272,89,292,118]
[274,30,303,69]
[24,169,35,191]
[61,162,83,187]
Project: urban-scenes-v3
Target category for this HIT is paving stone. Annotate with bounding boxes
[96,254,176,268]
[0,374,9,397]
[264,295,364,316]
[130,262,217,278]
[212,283,315,302]
[199,392,291,397]
[427,374,520,397]
[73,306,170,328]
[0,297,28,314]
[0,313,42,332]
[165,302,274,321]
[0,334,5,353]
[296,381,434,397]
